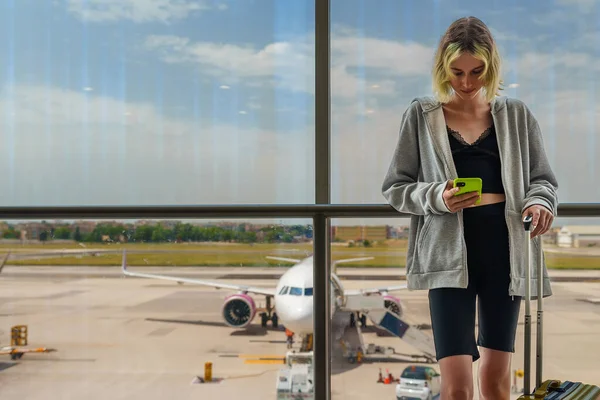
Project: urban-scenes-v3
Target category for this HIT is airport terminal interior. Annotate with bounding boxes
[1,1,599,400]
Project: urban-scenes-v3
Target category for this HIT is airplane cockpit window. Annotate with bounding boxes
[289,287,302,296]
[304,288,313,296]
[279,286,289,295]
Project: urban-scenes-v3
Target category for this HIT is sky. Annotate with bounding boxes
[0,0,598,226]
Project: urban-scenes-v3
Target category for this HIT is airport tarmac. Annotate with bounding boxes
[0,266,598,400]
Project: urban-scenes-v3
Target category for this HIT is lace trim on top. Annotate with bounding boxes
[447,124,494,146]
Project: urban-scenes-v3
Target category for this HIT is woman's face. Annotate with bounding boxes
[448,52,486,100]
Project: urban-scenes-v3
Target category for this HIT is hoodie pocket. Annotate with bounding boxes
[418,215,433,246]
[416,213,462,273]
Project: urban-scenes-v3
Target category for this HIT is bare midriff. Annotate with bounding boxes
[474,193,506,207]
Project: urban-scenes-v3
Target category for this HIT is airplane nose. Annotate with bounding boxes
[280,303,313,334]
[298,307,313,327]
[291,308,313,334]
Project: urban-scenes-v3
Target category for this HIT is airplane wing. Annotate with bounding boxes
[332,256,374,269]
[332,256,408,295]
[343,284,408,296]
[0,252,9,274]
[266,256,301,263]
[120,250,277,297]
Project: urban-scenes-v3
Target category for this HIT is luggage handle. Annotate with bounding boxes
[523,214,544,396]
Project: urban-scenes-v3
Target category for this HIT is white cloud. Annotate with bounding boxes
[1,84,192,136]
[504,50,598,83]
[533,2,597,26]
[556,0,597,11]
[0,84,314,206]
[144,32,434,99]
[144,35,315,94]
[331,37,433,76]
[66,0,212,23]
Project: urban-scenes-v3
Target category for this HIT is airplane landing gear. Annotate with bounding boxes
[260,311,278,328]
[349,312,367,328]
[260,296,278,328]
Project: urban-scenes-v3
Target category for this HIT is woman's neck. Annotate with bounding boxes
[447,92,489,114]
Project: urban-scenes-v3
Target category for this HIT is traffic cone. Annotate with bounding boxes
[383,369,391,384]
[387,369,395,383]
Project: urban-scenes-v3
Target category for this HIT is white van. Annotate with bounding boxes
[395,365,441,400]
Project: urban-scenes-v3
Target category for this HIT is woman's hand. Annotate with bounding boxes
[522,205,554,238]
[442,180,480,213]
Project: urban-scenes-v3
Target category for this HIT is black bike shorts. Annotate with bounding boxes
[428,202,522,362]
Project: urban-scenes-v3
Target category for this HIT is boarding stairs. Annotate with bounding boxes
[339,294,437,363]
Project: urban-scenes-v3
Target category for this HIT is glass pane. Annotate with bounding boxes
[331,0,599,217]
[0,0,314,206]
[329,210,600,398]
[0,217,318,398]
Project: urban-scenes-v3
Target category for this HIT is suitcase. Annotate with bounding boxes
[518,215,600,400]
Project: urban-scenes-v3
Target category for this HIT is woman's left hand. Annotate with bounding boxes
[522,205,554,238]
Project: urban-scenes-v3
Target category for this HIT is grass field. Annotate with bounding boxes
[0,242,322,252]
[2,240,599,269]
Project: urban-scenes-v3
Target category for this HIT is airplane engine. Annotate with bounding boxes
[383,295,403,318]
[221,294,256,328]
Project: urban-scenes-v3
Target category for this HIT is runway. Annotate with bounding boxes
[0,267,598,399]
[3,265,600,282]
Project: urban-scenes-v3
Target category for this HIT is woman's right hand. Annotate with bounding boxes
[442,180,481,213]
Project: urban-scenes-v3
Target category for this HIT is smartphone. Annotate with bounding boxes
[453,177,482,205]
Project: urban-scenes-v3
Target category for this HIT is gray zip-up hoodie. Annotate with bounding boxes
[381,96,559,299]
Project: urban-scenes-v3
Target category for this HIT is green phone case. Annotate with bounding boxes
[453,178,482,205]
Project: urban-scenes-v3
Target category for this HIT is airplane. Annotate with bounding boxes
[120,250,409,336]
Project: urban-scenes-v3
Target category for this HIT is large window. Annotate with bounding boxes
[329,0,600,397]
[0,217,315,399]
[0,0,314,206]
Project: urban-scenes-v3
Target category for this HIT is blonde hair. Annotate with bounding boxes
[432,16,503,103]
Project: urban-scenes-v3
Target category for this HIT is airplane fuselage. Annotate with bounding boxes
[272,257,337,335]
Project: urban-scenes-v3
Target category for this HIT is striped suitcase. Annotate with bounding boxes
[518,215,600,400]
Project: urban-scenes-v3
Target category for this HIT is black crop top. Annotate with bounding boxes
[447,124,505,194]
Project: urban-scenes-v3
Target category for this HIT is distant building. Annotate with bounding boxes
[15,222,47,240]
[332,225,390,242]
[556,226,600,248]
[72,221,96,234]
[391,226,410,239]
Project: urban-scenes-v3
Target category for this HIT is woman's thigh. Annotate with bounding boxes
[428,286,480,362]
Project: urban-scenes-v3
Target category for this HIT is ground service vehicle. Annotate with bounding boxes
[275,351,314,399]
[395,365,441,400]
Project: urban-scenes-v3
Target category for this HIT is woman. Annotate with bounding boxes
[381,16,558,400]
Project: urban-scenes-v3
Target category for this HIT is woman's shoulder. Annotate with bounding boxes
[495,96,542,136]
[398,96,441,120]
[493,95,535,116]
[408,96,440,111]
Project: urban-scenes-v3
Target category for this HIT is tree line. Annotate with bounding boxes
[1,222,313,244]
